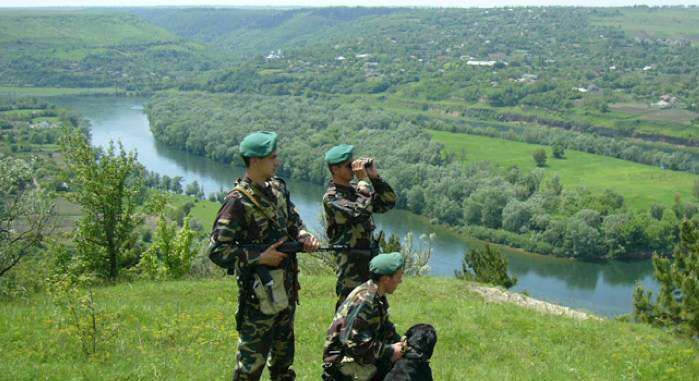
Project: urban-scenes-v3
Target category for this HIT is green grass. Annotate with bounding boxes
[166,193,221,226]
[0,86,117,97]
[592,8,699,44]
[1,276,697,380]
[429,130,698,210]
[0,11,176,46]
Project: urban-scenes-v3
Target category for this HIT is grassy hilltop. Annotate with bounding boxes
[1,276,697,380]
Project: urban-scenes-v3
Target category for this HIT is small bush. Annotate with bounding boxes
[455,244,517,288]
[532,148,547,167]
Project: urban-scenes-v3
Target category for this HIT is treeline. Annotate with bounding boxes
[146,91,693,259]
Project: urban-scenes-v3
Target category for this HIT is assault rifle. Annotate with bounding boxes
[238,241,373,305]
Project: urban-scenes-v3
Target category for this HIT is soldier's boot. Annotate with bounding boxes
[233,367,264,381]
[269,368,295,381]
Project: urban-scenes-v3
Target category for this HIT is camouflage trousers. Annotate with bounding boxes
[234,302,296,381]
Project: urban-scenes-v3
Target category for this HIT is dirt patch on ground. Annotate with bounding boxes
[466,282,602,321]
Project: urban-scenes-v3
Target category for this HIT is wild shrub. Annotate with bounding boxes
[456,244,517,288]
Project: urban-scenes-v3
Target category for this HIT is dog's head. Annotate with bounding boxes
[404,323,437,360]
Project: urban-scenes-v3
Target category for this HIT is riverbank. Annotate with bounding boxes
[1,276,695,380]
[0,86,124,97]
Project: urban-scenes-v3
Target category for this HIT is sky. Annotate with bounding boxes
[2,1,698,8]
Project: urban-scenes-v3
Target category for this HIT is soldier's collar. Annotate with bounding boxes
[238,176,270,195]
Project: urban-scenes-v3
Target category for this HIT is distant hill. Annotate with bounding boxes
[131,7,406,57]
[0,9,218,90]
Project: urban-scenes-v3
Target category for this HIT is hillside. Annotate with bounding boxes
[0,9,218,90]
[1,276,697,380]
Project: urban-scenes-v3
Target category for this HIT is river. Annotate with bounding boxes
[53,95,660,316]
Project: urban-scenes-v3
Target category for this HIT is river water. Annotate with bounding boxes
[54,95,660,316]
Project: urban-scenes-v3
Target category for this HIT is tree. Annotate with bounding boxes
[552,144,565,159]
[546,173,563,196]
[380,233,402,252]
[634,219,699,336]
[137,214,196,280]
[0,156,54,277]
[185,181,204,199]
[60,131,144,280]
[502,200,533,233]
[171,176,184,194]
[532,148,547,167]
[455,244,517,288]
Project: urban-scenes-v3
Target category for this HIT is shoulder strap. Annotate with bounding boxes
[234,184,285,233]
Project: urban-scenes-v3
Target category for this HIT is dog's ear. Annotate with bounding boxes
[421,327,437,359]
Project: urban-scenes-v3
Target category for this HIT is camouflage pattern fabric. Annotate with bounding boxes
[322,177,396,302]
[207,176,306,381]
[235,305,296,381]
[322,280,401,381]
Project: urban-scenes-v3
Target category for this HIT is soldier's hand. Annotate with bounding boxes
[259,238,288,267]
[366,159,378,179]
[390,342,404,362]
[351,159,369,180]
[298,230,320,252]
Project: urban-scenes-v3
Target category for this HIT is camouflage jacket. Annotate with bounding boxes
[322,177,396,294]
[207,176,306,302]
[323,280,401,367]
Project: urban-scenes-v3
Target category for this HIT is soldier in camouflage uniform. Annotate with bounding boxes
[322,252,406,381]
[323,144,397,309]
[208,131,319,381]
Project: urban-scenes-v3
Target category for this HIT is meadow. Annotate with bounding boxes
[1,276,697,381]
[0,86,117,97]
[429,129,697,210]
[591,7,699,44]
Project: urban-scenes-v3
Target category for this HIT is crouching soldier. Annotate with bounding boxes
[322,252,406,381]
[323,144,397,309]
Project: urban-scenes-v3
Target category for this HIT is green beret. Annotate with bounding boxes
[239,131,278,158]
[369,252,405,275]
[325,144,354,165]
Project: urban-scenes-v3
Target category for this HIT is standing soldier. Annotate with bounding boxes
[323,144,397,308]
[322,252,406,380]
[208,131,320,381]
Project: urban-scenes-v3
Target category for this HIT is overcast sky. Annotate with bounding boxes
[2,1,698,8]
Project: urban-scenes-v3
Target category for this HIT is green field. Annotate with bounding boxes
[592,8,699,44]
[1,276,697,380]
[0,86,117,97]
[0,11,176,46]
[166,193,221,226]
[429,130,697,210]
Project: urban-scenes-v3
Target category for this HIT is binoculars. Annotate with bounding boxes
[352,158,374,169]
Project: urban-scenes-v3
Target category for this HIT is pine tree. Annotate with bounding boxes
[456,244,517,288]
[634,219,699,336]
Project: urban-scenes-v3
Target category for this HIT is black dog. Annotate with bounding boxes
[384,324,437,381]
